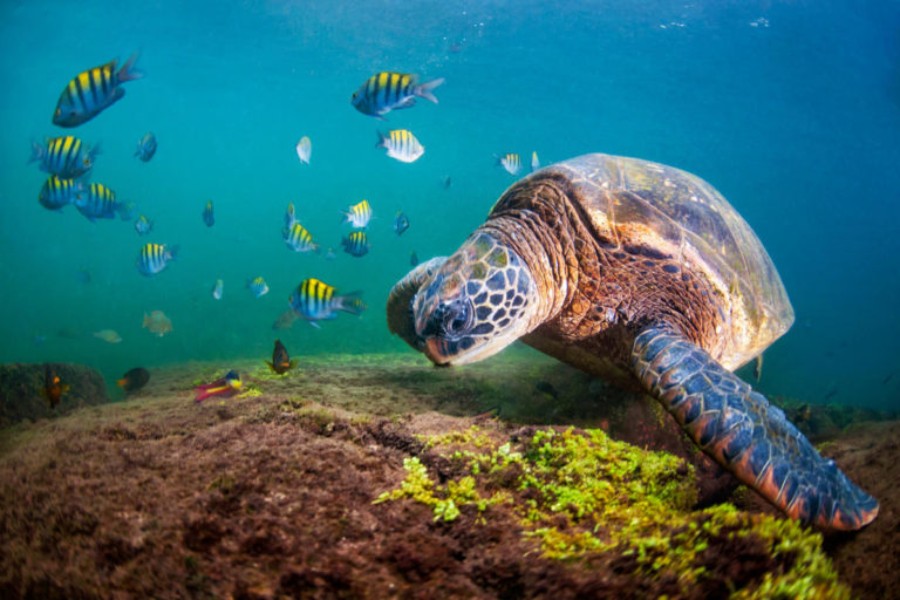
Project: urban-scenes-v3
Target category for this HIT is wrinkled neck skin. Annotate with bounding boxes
[478,212,573,331]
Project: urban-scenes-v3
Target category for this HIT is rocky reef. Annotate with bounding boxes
[0,352,894,598]
[0,362,110,428]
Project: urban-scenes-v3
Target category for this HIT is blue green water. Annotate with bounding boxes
[1,1,898,410]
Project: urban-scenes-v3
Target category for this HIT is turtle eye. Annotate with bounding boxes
[430,299,472,338]
[444,303,471,335]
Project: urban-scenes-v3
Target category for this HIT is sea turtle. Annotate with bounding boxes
[387,153,878,531]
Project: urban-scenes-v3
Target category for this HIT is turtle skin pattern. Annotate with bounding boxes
[632,326,879,531]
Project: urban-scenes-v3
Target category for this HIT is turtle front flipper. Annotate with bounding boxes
[631,326,878,531]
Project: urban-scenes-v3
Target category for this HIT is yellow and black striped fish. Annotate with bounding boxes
[30,135,98,178]
[283,221,318,253]
[341,230,370,257]
[376,129,425,163]
[351,72,445,120]
[74,182,119,222]
[497,153,522,175]
[53,54,142,127]
[136,243,177,276]
[38,176,82,212]
[344,199,372,228]
[289,278,365,328]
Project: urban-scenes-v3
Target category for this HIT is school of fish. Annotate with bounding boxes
[31,59,546,401]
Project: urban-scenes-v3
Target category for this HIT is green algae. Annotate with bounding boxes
[376,425,850,599]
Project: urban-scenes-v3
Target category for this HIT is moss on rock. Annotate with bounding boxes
[377,425,850,599]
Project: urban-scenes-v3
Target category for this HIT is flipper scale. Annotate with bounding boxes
[632,326,878,531]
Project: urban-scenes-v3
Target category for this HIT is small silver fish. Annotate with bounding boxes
[296,136,311,165]
[212,279,224,300]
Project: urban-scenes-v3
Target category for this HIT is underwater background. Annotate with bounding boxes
[0,0,898,411]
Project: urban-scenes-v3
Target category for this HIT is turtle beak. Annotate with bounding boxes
[423,338,453,365]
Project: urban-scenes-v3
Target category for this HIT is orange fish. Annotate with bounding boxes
[41,364,70,409]
[194,370,242,403]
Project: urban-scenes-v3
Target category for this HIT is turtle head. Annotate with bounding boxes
[388,231,539,366]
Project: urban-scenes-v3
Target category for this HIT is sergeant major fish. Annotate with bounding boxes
[376,129,425,163]
[341,230,370,257]
[137,243,177,276]
[75,182,122,221]
[52,54,142,127]
[497,153,522,175]
[283,221,319,253]
[38,176,82,211]
[134,132,157,162]
[351,71,444,120]
[30,135,99,178]
[344,199,372,229]
[289,278,365,328]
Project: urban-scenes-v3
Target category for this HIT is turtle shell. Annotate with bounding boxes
[490,153,794,371]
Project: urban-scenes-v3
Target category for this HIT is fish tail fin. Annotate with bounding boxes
[29,140,45,164]
[416,77,445,104]
[167,245,179,261]
[194,387,217,402]
[375,130,387,148]
[337,291,366,316]
[89,141,102,161]
[117,52,143,82]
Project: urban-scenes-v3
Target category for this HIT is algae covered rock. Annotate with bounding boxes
[377,425,852,599]
[0,362,110,428]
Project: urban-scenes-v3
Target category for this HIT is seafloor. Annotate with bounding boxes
[0,350,896,599]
